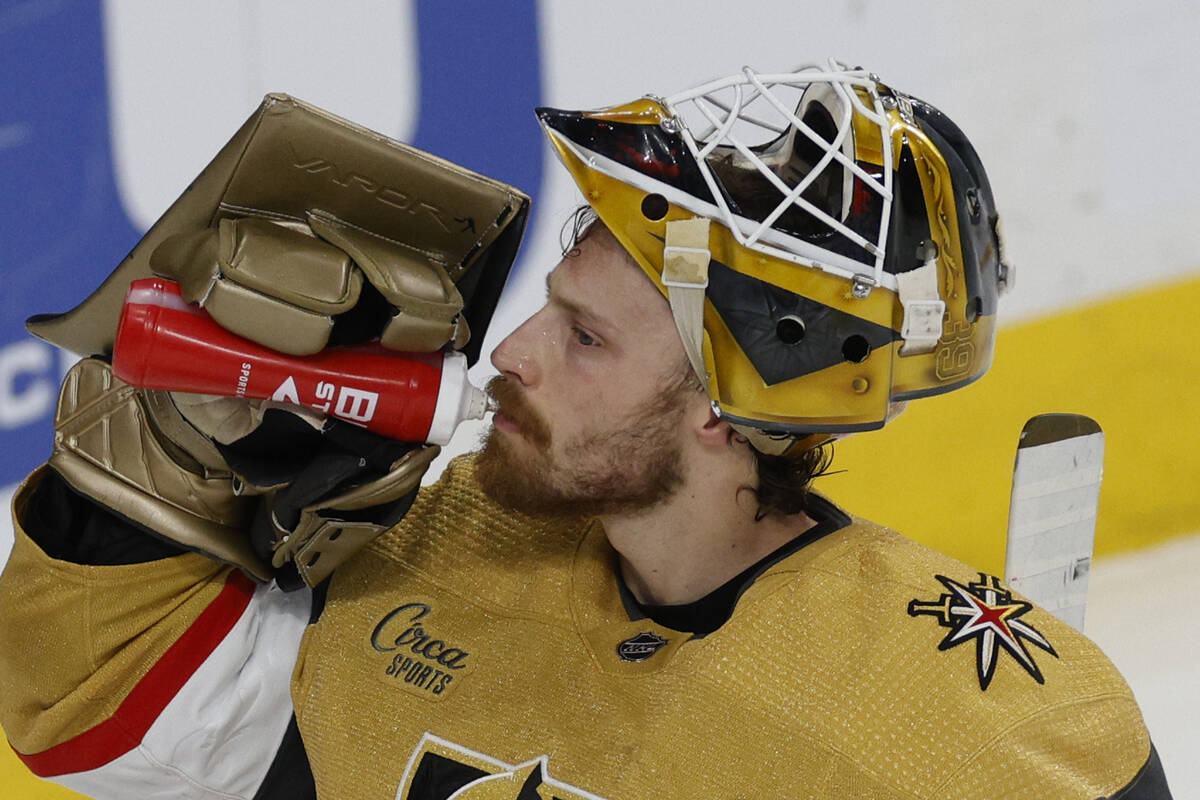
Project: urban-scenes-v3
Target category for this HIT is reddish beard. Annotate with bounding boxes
[475,375,689,518]
[485,374,552,450]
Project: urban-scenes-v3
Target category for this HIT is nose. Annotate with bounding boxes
[490,309,546,387]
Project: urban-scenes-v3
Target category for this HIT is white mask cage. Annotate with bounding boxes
[659,59,896,294]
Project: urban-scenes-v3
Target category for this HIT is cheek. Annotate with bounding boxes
[545,384,618,446]
[565,382,653,438]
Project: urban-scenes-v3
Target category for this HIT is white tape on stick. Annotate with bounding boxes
[1004,414,1105,632]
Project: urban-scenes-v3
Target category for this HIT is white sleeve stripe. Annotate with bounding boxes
[44,579,311,800]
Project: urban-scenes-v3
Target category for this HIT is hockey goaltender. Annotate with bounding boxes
[0,64,1172,798]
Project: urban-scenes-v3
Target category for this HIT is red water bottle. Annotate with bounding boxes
[113,278,491,445]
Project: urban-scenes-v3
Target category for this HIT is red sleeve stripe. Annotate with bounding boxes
[13,569,257,777]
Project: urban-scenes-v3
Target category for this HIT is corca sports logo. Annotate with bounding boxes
[394,733,608,800]
[372,602,471,699]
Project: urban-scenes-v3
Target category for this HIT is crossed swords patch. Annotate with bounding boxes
[909,573,1057,690]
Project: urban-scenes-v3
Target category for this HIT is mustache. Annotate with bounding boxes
[486,376,552,449]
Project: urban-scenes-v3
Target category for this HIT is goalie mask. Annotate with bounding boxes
[537,61,1010,454]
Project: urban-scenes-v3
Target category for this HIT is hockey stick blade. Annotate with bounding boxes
[1003,414,1104,632]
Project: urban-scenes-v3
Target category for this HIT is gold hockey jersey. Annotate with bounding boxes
[0,456,1160,799]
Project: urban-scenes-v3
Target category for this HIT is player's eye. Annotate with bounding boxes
[571,326,598,347]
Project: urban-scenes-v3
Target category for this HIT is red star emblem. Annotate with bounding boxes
[909,573,1057,690]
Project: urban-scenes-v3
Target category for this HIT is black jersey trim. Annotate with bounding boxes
[1107,743,1173,800]
[620,493,851,636]
[251,714,317,800]
[309,578,330,624]
[405,751,490,799]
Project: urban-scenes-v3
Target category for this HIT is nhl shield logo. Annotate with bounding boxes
[395,733,608,800]
[616,631,669,662]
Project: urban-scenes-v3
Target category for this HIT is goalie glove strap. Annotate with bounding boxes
[250,444,439,590]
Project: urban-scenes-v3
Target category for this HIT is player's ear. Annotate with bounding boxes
[691,400,737,449]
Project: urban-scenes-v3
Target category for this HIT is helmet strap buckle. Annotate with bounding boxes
[897,257,946,355]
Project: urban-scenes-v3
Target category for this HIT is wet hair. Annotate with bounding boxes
[558,205,835,519]
[750,444,834,520]
[560,205,600,257]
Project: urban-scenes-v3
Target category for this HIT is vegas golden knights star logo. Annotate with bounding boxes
[395,733,608,800]
[908,573,1057,690]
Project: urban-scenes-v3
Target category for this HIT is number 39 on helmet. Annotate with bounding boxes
[537,59,1011,455]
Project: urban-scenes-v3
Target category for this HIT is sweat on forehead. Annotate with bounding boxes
[561,207,637,266]
[551,224,663,304]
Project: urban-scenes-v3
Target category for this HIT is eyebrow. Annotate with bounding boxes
[545,272,613,334]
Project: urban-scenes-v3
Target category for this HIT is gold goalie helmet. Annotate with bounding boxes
[537,60,1011,454]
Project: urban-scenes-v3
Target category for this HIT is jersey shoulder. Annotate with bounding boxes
[718,509,1154,798]
[782,510,1141,700]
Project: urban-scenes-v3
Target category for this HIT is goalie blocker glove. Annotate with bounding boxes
[26,94,530,587]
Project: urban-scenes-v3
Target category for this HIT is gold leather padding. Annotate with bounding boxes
[48,359,271,581]
[151,217,363,356]
[150,210,469,356]
[308,211,469,353]
[27,93,529,362]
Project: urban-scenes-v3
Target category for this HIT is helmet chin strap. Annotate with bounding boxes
[662,217,796,457]
[661,217,711,385]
